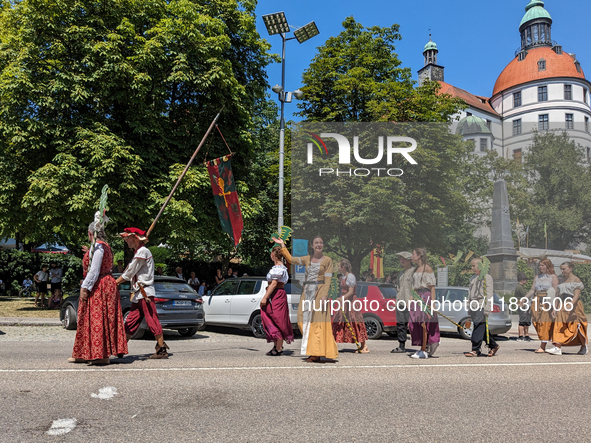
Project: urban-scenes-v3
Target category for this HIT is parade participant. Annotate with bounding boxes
[409,248,440,359]
[516,273,532,342]
[391,252,414,354]
[548,262,588,355]
[464,258,499,357]
[332,259,369,353]
[274,236,338,362]
[260,247,294,356]
[525,259,558,353]
[33,265,49,307]
[115,228,169,359]
[69,212,128,365]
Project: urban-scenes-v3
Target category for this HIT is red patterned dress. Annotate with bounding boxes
[332,273,368,343]
[71,241,128,360]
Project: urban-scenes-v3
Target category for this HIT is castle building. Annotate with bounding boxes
[419,0,591,162]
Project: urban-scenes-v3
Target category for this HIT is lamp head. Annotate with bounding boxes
[271,84,284,93]
[293,89,304,100]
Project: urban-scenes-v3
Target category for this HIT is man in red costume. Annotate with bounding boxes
[115,227,169,359]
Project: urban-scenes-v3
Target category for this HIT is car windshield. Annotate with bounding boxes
[154,281,196,293]
[378,284,397,299]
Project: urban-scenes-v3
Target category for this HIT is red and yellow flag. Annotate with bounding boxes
[370,245,384,279]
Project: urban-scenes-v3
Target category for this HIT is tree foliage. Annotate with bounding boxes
[0,0,275,258]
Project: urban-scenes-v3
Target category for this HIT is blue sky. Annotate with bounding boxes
[253,0,591,121]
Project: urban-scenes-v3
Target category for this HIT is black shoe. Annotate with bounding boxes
[516,336,524,342]
[149,342,169,359]
[391,347,406,353]
[524,336,532,342]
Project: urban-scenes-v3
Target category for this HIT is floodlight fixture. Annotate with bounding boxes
[262,12,290,36]
[271,84,284,93]
[293,89,304,100]
[294,21,319,44]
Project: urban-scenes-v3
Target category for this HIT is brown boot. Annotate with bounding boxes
[148,342,169,359]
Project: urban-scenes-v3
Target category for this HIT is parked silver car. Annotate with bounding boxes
[202,277,301,338]
[435,286,512,339]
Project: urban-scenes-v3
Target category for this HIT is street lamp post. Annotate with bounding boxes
[262,12,319,229]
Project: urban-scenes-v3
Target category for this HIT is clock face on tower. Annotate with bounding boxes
[431,66,444,81]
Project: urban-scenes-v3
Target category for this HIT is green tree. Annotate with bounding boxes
[296,17,463,123]
[0,0,274,256]
[520,131,591,250]
[290,18,479,275]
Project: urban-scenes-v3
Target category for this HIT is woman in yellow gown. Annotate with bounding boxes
[273,236,338,362]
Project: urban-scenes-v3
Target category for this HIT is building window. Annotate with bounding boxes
[539,114,549,131]
[538,86,548,102]
[486,120,491,129]
[584,88,588,104]
[538,59,546,71]
[466,112,472,116]
[587,147,590,162]
[565,85,572,100]
[576,62,582,74]
[586,117,589,133]
[513,149,522,164]
[514,91,522,107]
[513,119,522,135]
[480,139,487,152]
[566,114,574,129]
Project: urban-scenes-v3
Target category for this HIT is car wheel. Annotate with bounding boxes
[459,318,474,340]
[123,310,145,339]
[364,315,383,340]
[250,313,266,339]
[63,305,77,330]
[177,327,199,337]
[386,331,397,337]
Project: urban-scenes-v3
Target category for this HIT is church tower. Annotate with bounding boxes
[418,35,445,86]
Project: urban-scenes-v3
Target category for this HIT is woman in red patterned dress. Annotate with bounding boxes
[68,215,128,365]
[332,259,369,353]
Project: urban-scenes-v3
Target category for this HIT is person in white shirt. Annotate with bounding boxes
[187,272,200,290]
[116,227,169,359]
[34,265,49,306]
[175,266,185,281]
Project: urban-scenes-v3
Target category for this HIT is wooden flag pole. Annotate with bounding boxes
[146,107,224,238]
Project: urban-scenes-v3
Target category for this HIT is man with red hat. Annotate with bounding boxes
[115,227,170,359]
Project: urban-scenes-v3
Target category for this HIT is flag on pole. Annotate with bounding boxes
[206,155,243,247]
[370,245,384,279]
[544,222,547,248]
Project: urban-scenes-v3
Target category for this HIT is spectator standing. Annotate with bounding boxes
[188,272,200,290]
[175,267,185,281]
[156,266,164,276]
[0,277,4,295]
[198,281,206,296]
[215,269,225,286]
[34,265,49,307]
[232,270,238,278]
[49,262,63,302]
[112,260,125,274]
[226,267,234,279]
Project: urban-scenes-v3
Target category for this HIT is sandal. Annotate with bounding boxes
[390,347,406,353]
[306,356,320,362]
[266,347,277,356]
[464,351,479,357]
[355,348,370,354]
[487,345,500,357]
[534,348,546,353]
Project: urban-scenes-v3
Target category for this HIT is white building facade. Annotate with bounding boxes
[419,0,591,162]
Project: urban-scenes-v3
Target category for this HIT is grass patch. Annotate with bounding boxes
[0,297,61,318]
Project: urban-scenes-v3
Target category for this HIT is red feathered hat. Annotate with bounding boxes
[120,227,149,242]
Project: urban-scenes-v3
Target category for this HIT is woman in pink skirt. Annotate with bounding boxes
[260,247,294,356]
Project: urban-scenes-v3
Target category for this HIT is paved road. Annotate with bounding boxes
[0,325,589,442]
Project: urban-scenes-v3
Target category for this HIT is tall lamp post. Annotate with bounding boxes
[262,12,319,229]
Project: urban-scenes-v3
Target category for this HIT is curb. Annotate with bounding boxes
[0,317,62,327]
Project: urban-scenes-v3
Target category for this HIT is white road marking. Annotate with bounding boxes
[2,361,591,373]
[46,418,77,436]
[91,386,118,400]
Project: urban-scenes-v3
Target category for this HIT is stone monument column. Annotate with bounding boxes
[486,179,518,293]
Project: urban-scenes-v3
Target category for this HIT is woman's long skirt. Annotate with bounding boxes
[409,289,440,346]
[72,275,128,360]
[261,288,294,344]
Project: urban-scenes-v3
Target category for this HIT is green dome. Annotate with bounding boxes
[520,0,552,28]
[456,116,492,136]
[424,40,437,52]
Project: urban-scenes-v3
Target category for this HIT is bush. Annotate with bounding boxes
[573,263,591,306]
[517,260,534,292]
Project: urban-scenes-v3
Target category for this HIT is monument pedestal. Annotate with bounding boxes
[485,179,518,294]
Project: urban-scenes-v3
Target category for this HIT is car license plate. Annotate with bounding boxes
[173,300,192,307]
